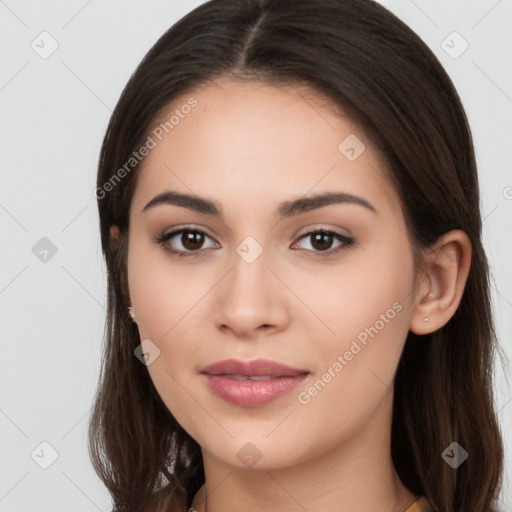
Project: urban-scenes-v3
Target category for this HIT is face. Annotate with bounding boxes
[125,79,418,471]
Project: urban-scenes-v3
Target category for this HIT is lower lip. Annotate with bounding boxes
[202,374,308,407]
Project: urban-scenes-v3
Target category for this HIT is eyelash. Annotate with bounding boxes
[154,226,355,258]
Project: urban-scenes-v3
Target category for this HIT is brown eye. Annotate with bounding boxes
[155,227,354,258]
[180,230,205,251]
[293,229,354,255]
[155,228,218,256]
[310,232,334,251]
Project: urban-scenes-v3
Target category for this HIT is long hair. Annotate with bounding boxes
[89,1,505,510]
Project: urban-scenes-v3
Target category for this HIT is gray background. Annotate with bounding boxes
[0,0,510,510]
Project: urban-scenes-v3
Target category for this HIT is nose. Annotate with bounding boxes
[213,247,290,339]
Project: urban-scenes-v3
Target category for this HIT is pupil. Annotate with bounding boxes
[312,232,332,251]
[178,231,333,252]
[183,231,204,250]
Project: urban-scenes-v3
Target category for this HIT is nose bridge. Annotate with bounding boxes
[229,235,274,305]
[214,234,288,333]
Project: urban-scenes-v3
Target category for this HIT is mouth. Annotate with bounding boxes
[201,358,309,377]
[201,359,309,407]
[216,375,287,380]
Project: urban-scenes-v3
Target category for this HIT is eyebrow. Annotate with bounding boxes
[142,190,377,219]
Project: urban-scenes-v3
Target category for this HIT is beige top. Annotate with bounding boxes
[404,496,434,512]
[188,488,434,511]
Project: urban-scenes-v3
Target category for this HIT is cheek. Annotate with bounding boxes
[127,239,206,341]
[145,359,205,448]
[291,287,411,459]
[127,242,209,415]
[302,242,414,403]
[305,241,414,348]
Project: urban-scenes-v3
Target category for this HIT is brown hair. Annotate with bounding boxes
[89,1,505,511]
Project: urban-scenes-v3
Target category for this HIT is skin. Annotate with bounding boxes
[111,78,471,511]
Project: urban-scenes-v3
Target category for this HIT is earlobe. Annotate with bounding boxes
[128,306,136,323]
[410,230,472,335]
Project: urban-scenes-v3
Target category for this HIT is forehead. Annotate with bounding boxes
[131,79,398,218]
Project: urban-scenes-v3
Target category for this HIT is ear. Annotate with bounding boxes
[410,230,472,335]
[109,225,120,250]
[109,225,132,307]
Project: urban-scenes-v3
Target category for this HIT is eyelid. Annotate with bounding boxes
[154,224,354,257]
[294,223,353,240]
[153,225,219,255]
[292,228,354,255]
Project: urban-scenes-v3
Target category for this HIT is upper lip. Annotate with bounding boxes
[201,358,309,377]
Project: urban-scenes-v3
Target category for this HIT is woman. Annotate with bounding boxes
[89,1,505,511]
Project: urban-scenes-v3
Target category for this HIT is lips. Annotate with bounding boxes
[201,358,309,407]
[201,358,308,378]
